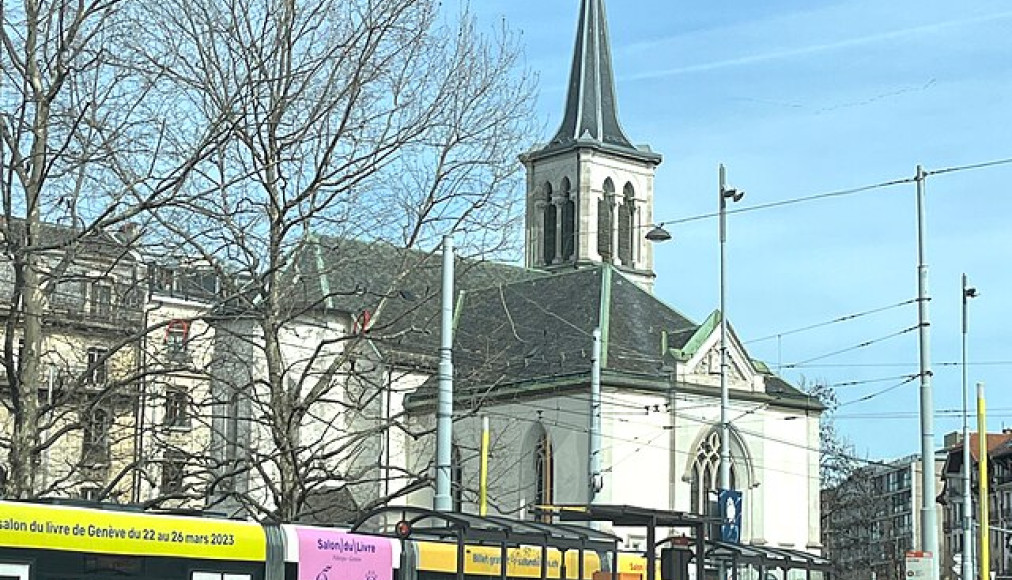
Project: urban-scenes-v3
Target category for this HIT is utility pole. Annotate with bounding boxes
[915,165,939,579]
[961,274,977,580]
[434,235,454,512]
[589,328,602,505]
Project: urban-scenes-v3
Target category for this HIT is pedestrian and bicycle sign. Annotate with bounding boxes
[718,489,742,544]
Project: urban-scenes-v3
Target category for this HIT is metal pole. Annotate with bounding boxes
[480,416,490,516]
[590,328,602,504]
[961,274,975,580]
[718,164,731,492]
[435,235,455,512]
[978,382,989,580]
[915,165,939,578]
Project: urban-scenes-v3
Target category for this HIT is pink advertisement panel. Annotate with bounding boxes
[296,527,393,580]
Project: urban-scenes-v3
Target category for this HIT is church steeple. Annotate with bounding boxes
[539,0,659,163]
[555,0,630,148]
[521,0,663,293]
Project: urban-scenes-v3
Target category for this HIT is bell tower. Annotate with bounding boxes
[520,0,663,292]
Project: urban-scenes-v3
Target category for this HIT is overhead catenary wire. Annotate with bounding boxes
[781,324,920,369]
[651,155,1012,228]
[744,298,916,345]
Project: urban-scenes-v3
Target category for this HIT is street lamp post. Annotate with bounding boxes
[961,274,978,580]
[719,164,744,493]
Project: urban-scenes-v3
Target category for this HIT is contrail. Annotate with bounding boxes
[624,10,1012,81]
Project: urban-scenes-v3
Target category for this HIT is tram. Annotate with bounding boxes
[0,500,637,580]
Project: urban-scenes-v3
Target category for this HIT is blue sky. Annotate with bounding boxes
[471,0,1012,461]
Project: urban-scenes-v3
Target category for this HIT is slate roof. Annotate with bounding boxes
[282,237,812,413]
[284,236,542,365]
[0,218,140,263]
[405,264,815,411]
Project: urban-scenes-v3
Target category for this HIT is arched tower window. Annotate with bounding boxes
[618,182,635,265]
[542,182,556,265]
[689,429,737,537]
[451,444,464,512]
[597,178,615,261]
[561,178,575,261]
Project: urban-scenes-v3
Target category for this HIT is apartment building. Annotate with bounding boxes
[0,222,146,500]
[823,454,945,580]
[940,430,1012,580]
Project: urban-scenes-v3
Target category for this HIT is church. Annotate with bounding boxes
[387,0,823,552]
[208,0,824,554]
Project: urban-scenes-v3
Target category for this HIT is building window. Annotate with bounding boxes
[690,429,737,538]
[13,337,24,371]
[542,182,556,265]
[86,347,108,385]
[82,407,112,464]
[165,320,190,353]
[164,386,191,429]
[451,445,464,512]
[90,281,113,316]
[80,485,101,501]
[534,426,553,522]
[161,449,186,494]
[560,177,575,261]
[618,183,635,265]
[597,178,615,261]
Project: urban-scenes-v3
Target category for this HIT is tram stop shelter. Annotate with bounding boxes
[534,504,712,580]
[691,539,833,580]
[352,505,623,580]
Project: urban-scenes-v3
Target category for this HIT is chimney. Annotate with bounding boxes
[943,431,963,448]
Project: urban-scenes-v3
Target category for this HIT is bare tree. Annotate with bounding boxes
[0,0,236,500]
[129,0,536,521]
[809,381,894,580]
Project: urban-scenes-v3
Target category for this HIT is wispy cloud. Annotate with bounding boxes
[624,10,1012,81]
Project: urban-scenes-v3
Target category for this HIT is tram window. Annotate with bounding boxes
[0,562,30,580]
[193,573,252,580]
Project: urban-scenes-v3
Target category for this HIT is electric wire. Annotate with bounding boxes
[781,325,920,369]
[744,299,916,345]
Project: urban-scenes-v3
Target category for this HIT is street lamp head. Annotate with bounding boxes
[645,224,672,242]
[722,188,744,203]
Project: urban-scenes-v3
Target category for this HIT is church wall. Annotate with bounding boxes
[406,393,593,517]
[754,407,818,550]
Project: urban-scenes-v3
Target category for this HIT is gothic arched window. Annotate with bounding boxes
[618,182,635,265]
[533,425,554,521]
[598,178,615,261]
[451,444,464,512]
[542,182,556,265]
[689,429,737,536]
[561,177,575,261]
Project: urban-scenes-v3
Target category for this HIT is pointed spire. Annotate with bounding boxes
[548,0,642,155]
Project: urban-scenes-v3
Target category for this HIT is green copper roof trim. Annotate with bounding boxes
[598,265,612,368]
[679,309,721,357]
[312,237,335,310]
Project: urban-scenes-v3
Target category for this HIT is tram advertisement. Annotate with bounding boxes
[0,501,265,561]
[296,527,393,580]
